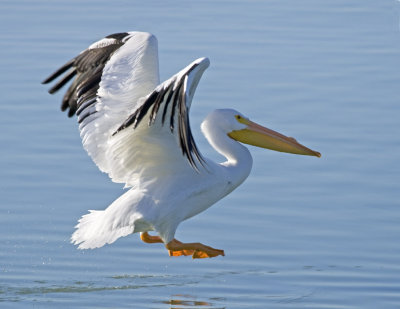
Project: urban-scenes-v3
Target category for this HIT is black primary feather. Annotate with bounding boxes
[42,32,130,117]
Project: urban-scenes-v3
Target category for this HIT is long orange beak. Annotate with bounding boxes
[228,119,321,157]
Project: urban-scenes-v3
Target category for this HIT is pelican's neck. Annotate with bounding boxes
[201,120,253,186]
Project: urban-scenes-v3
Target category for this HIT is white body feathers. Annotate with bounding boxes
[44,32,254,249]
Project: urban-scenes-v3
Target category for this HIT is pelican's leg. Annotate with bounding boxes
[140,232,163,244]
[165,239,225,259]
[140,232,194,256]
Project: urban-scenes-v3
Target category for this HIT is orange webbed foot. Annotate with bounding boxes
[192,248,225,259]
[140,233,225,259]
[167,239,194,256]
[166,239,225,259]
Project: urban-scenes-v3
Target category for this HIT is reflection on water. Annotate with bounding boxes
[2,263,400,307]
[161,295,215,308]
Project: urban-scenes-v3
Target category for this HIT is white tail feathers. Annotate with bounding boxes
[71,209,134,249]
[71,189,153,249]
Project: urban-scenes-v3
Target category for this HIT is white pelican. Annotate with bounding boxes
[43,31,320,259]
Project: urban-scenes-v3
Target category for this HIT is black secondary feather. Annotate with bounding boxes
[113,60,206,170]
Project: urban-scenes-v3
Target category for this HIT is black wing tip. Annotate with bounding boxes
[60,101,76,117]
[67,108,76,117]
[41,78,50,85]
[42,59,75,85]
[112,116,136,136]
[43,33,129,119]
[48,86,60,94]
[111,128,120,137]
[105,32,130,40]
[112,124,128,136]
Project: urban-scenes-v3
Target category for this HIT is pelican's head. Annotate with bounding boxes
[203,109,321,157]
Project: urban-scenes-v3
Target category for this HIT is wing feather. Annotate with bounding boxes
[43,31,160,176]
[107,57,210,185]
[44,31,209,187]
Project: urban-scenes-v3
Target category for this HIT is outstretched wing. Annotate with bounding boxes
[108,57,210,185]
[43,31,209,186]
[43,31,160,177]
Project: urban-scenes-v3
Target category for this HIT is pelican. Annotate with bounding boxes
[43,31,320,259]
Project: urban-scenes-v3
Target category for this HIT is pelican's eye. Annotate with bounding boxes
[235,114,247,124]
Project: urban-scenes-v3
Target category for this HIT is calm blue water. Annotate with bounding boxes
[1,0,400,308]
